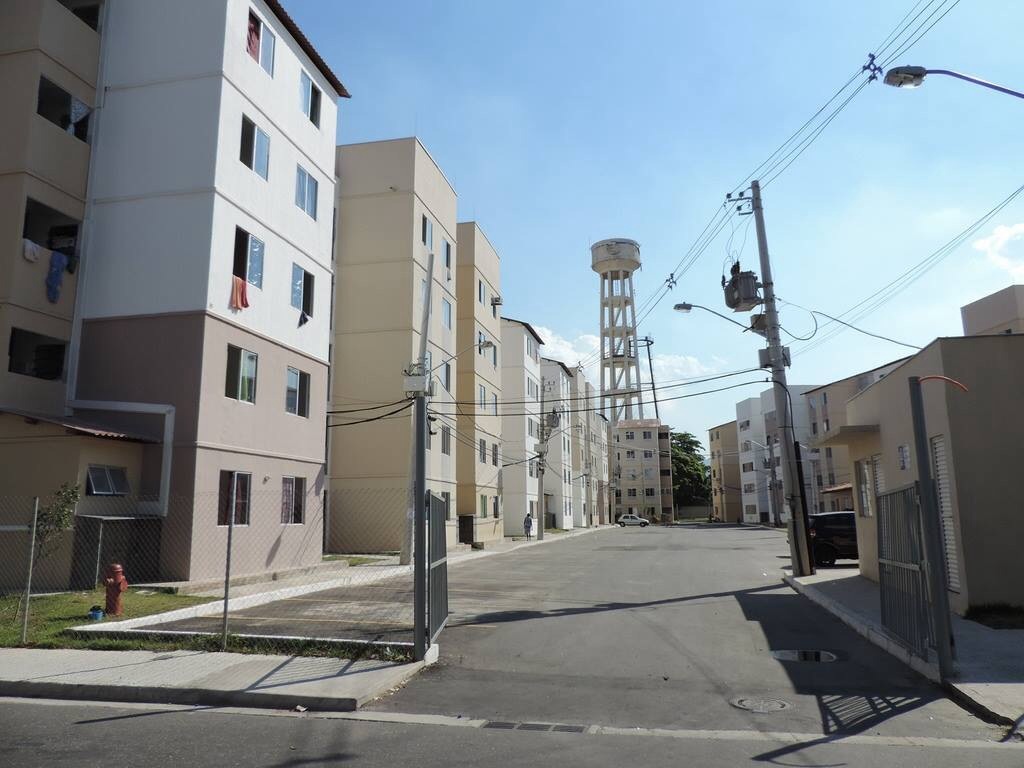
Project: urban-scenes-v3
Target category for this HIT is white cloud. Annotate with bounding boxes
[650,352,716,383]
[973,222,1024,280]
[533,326,600,372]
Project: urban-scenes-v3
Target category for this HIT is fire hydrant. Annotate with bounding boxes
[103,563,128,616]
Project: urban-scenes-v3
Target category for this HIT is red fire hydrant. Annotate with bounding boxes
[104,563,128,616]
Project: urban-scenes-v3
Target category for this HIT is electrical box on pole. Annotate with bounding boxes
[723,266,761,312]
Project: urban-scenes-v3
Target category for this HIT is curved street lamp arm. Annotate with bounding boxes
[925,69,1024,100]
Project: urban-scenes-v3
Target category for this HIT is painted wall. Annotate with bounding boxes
[500,320,541,535]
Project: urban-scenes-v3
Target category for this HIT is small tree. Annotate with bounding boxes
[35,482,80,561]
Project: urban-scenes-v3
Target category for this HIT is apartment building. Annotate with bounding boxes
[454,222,503,547]
[499,317,543,536]
[820,334,1024,615]
[735,397,772,523]
[568,369,610,527]
[803,358,908,513]
[330,138,458,551]
[540,357,574,529]
[708,420,741,523]
[612,418,673,522]
[960,284,1024,335]
[0,0,347,586]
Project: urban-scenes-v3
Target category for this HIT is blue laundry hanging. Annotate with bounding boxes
[46,250,69,303]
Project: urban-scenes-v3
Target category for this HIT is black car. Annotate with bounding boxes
[808,511,858,566]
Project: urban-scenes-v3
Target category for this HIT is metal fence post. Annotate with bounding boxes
[413,392,427,661]
[21,498,39,645]
[92,519,105,588]
[221,500,236,651]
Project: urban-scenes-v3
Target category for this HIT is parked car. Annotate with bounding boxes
[808,511,858,566]
[618,514,650,527]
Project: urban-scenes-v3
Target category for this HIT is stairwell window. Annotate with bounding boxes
[86,466,130,497]
[280,476,305,524]
[491,443,498,466]
[441,491,452,521]
[442,299,452,330]
[479,439,486,463]
[421,215,433,249]
[492,393,498,415]
[299,70,321,127]
[246,11,275,75]
[479,384,486,408]
[218,471,251,526]
[233,227,264,288]
[442,362,451,392]
[441,426,451,455]
[295,166,318,219]
[240,116,269,180]
[479,494,487,518]
[285,366,310,417]
[291,264,314,316]
[225,345,257,403]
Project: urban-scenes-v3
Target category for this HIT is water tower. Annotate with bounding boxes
[591,238,645,424]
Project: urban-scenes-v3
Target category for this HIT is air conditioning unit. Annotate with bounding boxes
[491,295,503,307]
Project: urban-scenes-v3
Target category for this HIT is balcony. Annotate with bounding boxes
[0,0,101,86]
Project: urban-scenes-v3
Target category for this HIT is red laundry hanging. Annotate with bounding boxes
[231,275,250,310]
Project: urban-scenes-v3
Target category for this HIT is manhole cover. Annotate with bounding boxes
[770,650,839,663]
[730,697,791,713]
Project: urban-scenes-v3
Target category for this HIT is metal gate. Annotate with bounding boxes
[428,492,449,643]
[877,483,934,659]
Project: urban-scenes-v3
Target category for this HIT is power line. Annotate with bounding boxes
[780,300,922,350]
[327,401,413,427]
[879,0,963,67]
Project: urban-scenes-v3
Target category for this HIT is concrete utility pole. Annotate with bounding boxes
[641,337,660,420]
[535,375,547,541]
[750,180,812,576]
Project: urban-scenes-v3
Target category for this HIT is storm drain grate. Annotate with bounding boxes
[770,649,839,663]
[552,725,587,733]
[481,721,587,734]
[730,697,791,713]
[517,723,553,731]
[482,721,517,730]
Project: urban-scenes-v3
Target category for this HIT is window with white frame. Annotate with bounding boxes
[479,493,488,518]
[442,362,451,392]
[285,366,310,417]
[479,438,486,463]
[421,215,433,249]
[479,384,486,408]
[295,166,318,219]
[246,10,275,75]
[492,393,498,415]
[645,488,655,497]
[280,476,305,524]
[627,488,637,497]
[442,298,452,330]
[642,430,652,440]
[225,345,257,403]
[239,115,269,180]
[86,466,130,496]
[625,431,634,440]
[442,239,451,270]
[441,425,451,455]
[233,227,264,289]
[291,263,314,316]
[643,450,654,459]
[625,449,635,458]
[441,490,451,520]
[218,470,251,525]
[478,279,484,304]
[299,70,321,127]
[491,443,498,466]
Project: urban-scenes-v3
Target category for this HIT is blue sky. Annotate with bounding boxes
[290,0,1024,446]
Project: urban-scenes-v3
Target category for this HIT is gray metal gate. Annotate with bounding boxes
[877,483,934,658]
[428,492,449,643]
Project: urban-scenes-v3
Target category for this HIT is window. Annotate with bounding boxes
[479,384,486,408]
[218,470,251,525]
[479,438,486,463]
[291,264,314,316]
[479,493,487,519]
[739,419,750,431]
[661,469,671,476]
[299,70,321,127]
[233,227,264,288]
[295,166,318,219]
[225,345,258,402]
[743,483,756,493]
[822,391,828,405]
[824,418,831,432]
[745,504,757,515]
[742,462,754,472]
[491,344,498,367]
[828,472,836,485]
[625,450,636,459]
[491,298,497,319]
[442,239,451,270]
[478,279,484,304]
[240,116,269,180]
[441,491,451,521]
[421,215,433,249]
[642,430,652,440]
[442,362,452,392]
[86,466,130,497]
[280,476,305,524]
[825,447,833,459]
[425,420,432,450]
[442,299,452,330]
[492,443,498,466]
[246,11,275,75]
[627,488,637,497]
[441,425,451,455]
[285,366,310,417]
[527,419,535,438]
[645,488,655,497]
[8,328,66,380]
[527,377,539,400]
[815,474,823,487]
[625,431,635,440]
[60,1,100,30]
[528,459,536,478]
[643,450,654,459]
[37,76,90,142]
[811,422,818,435]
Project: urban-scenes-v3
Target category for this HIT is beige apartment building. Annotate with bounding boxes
[612,418,673,522]
[708,420,741,523]
[330,138,460,552]
[453,221,503,547]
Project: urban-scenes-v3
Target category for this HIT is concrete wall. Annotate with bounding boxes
[541,359,574,528]
[960,285,1024,336]
[500,319,541,535]
[709,420,741,522]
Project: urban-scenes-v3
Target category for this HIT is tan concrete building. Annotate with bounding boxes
[330,138,460,552]
[820,335,1024,615]
[569,368,608,527]
[960,284,1024,336]
[453,221,503,547]
[708,420,741,523]
[612,418,673,522]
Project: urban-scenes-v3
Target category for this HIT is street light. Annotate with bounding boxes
[674,302,751,331]
[884,65,1024,100]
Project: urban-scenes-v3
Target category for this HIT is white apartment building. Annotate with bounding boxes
[569,369,608,527]
[499,317,544,536]
[612,419,672,521]
[330,138,459,551]
[540,357,574,529]
[736,397,772,524]
[454,221,503,547]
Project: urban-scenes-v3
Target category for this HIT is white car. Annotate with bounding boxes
[618,514,650,527]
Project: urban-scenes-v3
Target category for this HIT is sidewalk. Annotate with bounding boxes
[785,569,1024,728]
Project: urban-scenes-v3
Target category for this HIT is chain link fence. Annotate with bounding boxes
[0,488,419,658]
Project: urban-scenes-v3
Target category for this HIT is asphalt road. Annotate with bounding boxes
[2,524,1017,766]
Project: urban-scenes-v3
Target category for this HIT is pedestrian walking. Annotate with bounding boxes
[523,512,534,540]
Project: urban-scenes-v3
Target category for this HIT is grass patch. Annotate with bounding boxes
[322,555,387,567]
[965,603,1024,630]
[0,588,212,648]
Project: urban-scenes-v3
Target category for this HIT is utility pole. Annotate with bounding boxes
[764,440,782,528]
[535,375,547,541]
[750,180,812,576]
[640,337,660,420]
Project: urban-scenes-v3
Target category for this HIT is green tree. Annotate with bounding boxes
[36,482,80,560]
[670,432,710,509]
